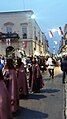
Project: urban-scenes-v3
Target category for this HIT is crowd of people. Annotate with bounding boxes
[0,55,45,119]
[0,53,66,118]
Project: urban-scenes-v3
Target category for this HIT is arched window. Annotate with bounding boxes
[4,22,14,33]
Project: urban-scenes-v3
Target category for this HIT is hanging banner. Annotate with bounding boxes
[49,30,53,38]
[58,27,64,36]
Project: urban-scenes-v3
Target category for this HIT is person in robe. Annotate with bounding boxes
[0,69,12,119]
[16,57,28,99]
[4,58,19,113]
[30,57,44,93]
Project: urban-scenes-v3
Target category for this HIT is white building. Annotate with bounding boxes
[58,24,67,56]
[0,10,48,57]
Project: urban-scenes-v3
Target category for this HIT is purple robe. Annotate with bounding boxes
[4,69,19,113]
[17,63,28,98]
[0,80,12,119]
[31,64,44,92]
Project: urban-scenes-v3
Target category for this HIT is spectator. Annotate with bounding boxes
[46,56,55,79]
[61,55,67,83]
[0,60,4,70]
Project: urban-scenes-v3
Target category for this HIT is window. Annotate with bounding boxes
[21,23,28,39]
[22,25,27,39]
[6,26,12,33]
[34,27,36,39]
[4,22,14,33]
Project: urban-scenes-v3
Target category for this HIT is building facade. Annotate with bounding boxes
[0,10,48,57]
[59,24,67,56]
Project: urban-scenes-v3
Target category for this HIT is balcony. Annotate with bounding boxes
[0,32,19,40]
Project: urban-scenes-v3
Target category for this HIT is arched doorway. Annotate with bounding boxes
[6,46,15,58]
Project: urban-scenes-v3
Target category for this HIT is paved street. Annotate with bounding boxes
[14,67,65,119]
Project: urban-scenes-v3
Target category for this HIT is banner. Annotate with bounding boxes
[49,30,53,38]
[58,27,64,36]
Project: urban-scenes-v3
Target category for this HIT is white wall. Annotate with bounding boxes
[0,11,47,56]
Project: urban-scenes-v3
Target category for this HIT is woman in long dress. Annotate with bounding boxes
[0,70,12,119]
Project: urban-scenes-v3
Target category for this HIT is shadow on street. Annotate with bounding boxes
[14,107,48,119]
[28,93,47,100]
[40,88,60,94]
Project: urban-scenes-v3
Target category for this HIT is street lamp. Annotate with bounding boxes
[31,14,36,19]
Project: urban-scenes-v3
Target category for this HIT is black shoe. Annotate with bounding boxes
[52,76,54,79]
[62,82,65,84]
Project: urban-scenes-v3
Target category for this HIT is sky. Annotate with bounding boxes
[0,0,67,54]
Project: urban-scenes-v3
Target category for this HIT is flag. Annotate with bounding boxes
[58,27,64,36]
[49,30,53,38]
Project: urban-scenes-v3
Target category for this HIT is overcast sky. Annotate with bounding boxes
[0,0,67,53]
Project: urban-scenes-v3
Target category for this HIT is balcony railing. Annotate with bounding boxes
[0,32,19,39]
